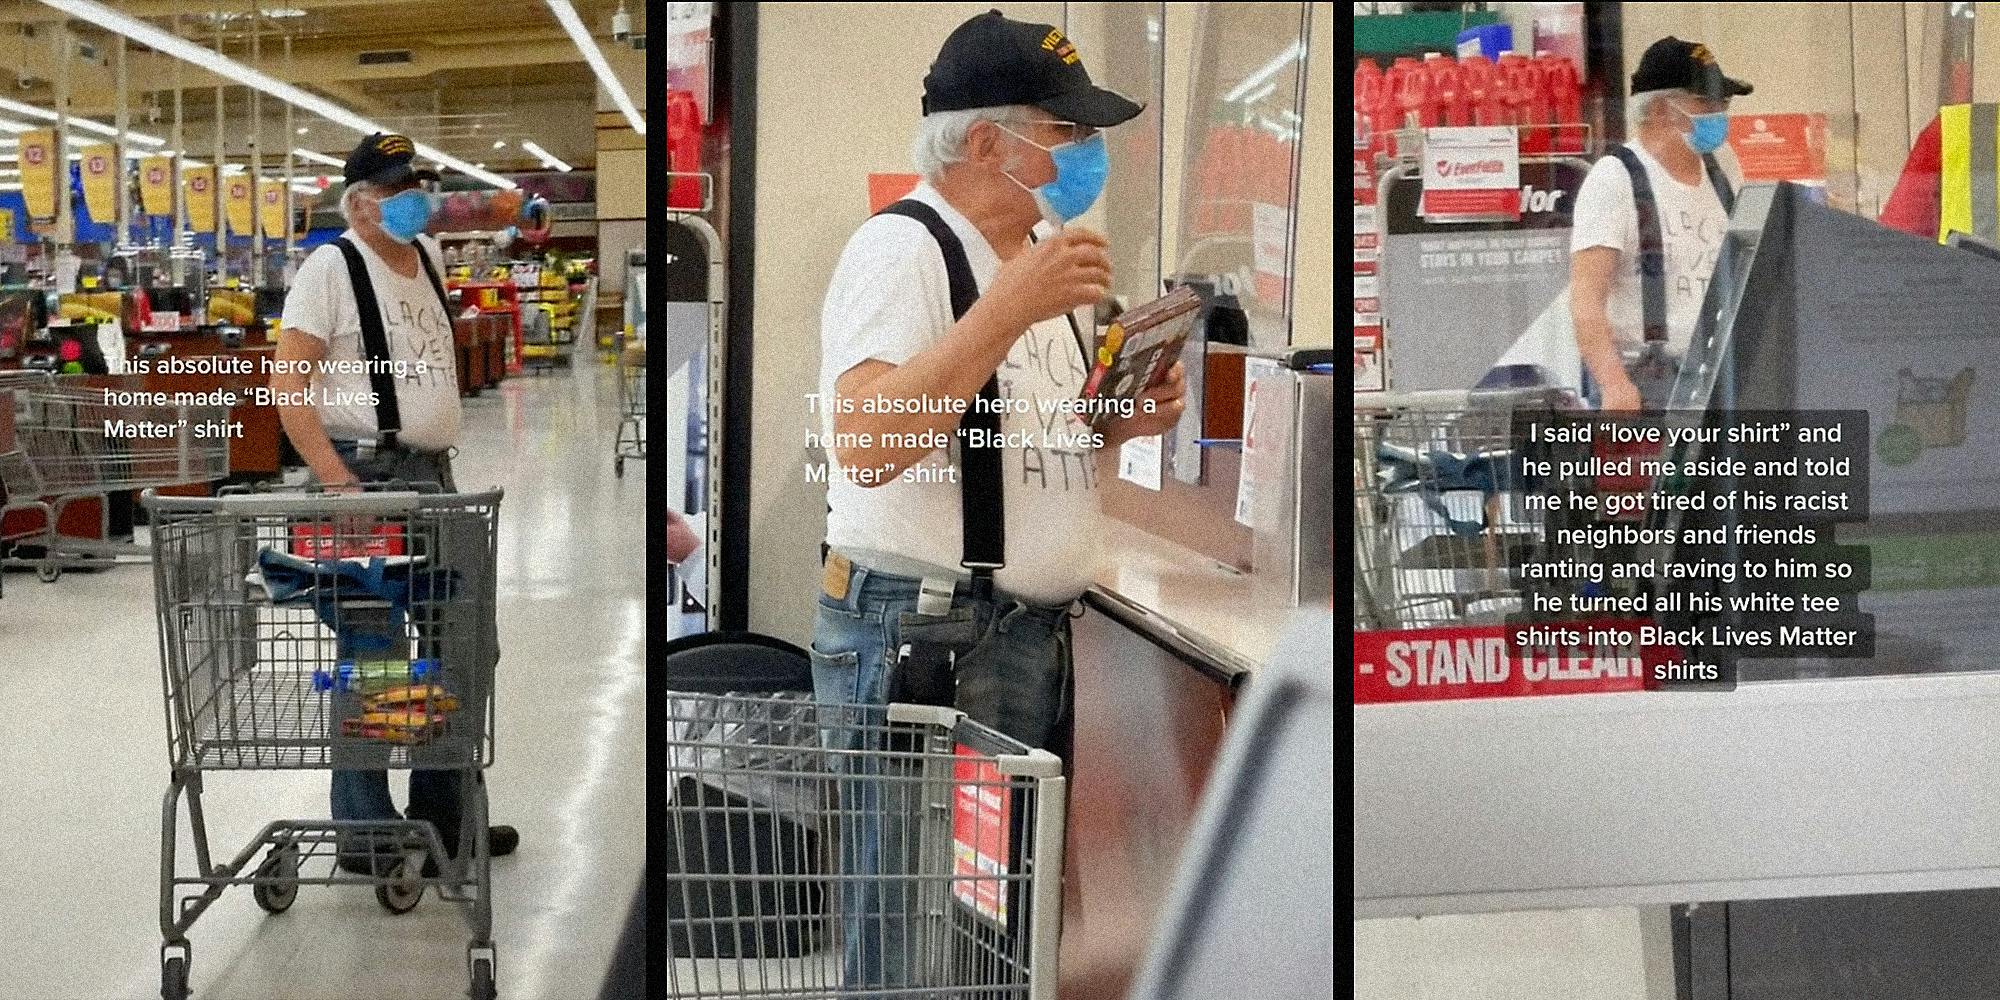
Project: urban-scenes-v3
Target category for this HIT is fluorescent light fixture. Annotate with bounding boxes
[42,0,516,189]
[1222,40,1305,103]
[546,0,645,136]
[0,93,165,146]
[521,140,572,172]
[291,147,346,169]
[493,139,507,149]
[296,126,308,135]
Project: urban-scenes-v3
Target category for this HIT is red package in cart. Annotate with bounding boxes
[289,522,409,560]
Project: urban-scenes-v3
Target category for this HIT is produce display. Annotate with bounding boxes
[207,289,255,326]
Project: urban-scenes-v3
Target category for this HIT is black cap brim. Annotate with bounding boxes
[1693,64,1754,100]
[359,164,440,186]
[1036,85,1144,128]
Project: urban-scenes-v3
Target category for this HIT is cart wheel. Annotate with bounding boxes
[36,562,59,584]
[469,957,496,1000]
[614,457,625,478]
[375,858,423,914]
[161,956,190,1000]
[252,847,299,914]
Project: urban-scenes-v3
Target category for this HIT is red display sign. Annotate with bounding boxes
[289,523,408,560]
[1726,113,1828,184]
[951,745,1010,926]
[1354,623,1676,703]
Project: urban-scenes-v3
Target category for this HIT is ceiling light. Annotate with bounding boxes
[1222,40,1305,103]
[41,0,515,189]
[476,162,487,169]
[296,126,308,135]
[546,0,645,136]
[0,94,166,147]
[263,7,308,17]
[521,140,572,172]
[493,139,506,149]
[291,148,345,169]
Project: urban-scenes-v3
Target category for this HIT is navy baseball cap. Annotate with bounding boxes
[922,10,1143,128]
[343,132,441,187]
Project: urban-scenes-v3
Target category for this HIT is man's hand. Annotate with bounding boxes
[1598,374,1642,413]
[1102,361,1187,445]
[983,227,1112,331]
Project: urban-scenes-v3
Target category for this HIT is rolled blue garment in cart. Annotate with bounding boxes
[252,548,462,655]
[1374,442,1515,537]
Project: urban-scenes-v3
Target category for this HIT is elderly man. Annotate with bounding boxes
[811,10,1181,990]
[274,132,518,872]
[1570,37,1750,411]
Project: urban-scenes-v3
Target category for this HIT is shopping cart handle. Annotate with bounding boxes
[141,487,505,515]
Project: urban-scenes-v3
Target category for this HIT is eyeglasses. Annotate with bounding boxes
[996,119,1099,145]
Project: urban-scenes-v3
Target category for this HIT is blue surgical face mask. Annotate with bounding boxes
[375,188,434,241]
[1676,103,1730,154]
[999,125,1109,225]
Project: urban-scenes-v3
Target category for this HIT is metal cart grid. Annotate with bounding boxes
[145,486,504,1000]
[665,692,1067,1000]
[1,370,230,582]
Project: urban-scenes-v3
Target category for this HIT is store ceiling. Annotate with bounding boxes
[0,0,642,173]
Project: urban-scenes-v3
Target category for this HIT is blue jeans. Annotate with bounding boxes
[809,559,1075,992]
[322,443,466,851]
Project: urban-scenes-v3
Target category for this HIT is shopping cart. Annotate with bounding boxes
[1,370,230,581]
[144,485,504,1000]
[664,692,1068,1000]
[614,334,645,478]
[1353,386,1595,630]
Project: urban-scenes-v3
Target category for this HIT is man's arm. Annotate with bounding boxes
[1570,246,1639,411]
[272,328,357,487]
[832,228,1112,486]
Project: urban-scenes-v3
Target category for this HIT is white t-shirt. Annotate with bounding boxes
[280,232,460,452]
[818,182,1103,606]
[1569,144,1730,358]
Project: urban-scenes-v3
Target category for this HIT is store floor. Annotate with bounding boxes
[0,358,646,999]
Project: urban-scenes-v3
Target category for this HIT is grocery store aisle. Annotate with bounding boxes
[0,359,646,999]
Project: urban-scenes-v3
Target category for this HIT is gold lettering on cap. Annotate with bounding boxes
[1042,28,1064,51]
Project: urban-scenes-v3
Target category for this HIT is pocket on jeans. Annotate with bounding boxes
[808,645,860,704]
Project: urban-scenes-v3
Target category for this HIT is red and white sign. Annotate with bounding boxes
[1420,126,1522,221]
[1354,623,1674,703]
[1726,113,1828,184]
[951,745,1010,926]
[289,523,408,560]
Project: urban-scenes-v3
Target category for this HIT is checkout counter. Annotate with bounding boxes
[1062,351,1332,998]
[1356,183,2000,998]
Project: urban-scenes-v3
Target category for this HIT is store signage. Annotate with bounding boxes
[79,144,116,224]
[184,167,215,234]
[1379,156,1589,390]
[258,181,287,239]
[18,129,56,221]
[1354,624,1665,703]
[139,156,174,217]
[1420,126,1522,221]
[1727,113,1828,184]
[950,744,1011,926]
[224,175,254,236]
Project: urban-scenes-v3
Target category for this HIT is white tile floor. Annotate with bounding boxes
[0,360,646,999]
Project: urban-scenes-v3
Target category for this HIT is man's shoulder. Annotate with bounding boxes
[835,211,946,281]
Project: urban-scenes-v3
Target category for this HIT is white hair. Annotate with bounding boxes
[910,104,1037,183]
[1627,88,1687,132]
[337,181,372,225]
